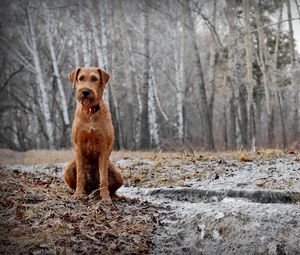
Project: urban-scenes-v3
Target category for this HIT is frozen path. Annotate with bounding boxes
[120,186,300,255]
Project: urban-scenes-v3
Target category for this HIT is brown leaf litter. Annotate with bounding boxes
[0,168,158,255]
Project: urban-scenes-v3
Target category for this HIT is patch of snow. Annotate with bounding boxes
[115,158,156,168]
[1,163,65,178]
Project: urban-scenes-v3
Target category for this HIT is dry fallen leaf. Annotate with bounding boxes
[24,209,34,219]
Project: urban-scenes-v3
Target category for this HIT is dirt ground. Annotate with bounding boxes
[1,149,300,254]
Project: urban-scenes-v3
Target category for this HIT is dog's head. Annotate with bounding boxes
[68,67,110,108]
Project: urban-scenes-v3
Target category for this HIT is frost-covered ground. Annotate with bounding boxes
[1,151,300,254]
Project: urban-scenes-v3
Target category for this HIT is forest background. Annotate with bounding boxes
[0,0,300,152]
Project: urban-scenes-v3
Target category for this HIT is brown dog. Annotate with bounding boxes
[64,67,123,203]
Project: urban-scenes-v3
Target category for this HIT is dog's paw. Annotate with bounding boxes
[111,193,126,200]
[73,191,85,199]
[101,196,112,204]
[100,191,112,204]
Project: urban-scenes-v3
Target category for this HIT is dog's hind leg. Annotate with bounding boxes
[64,160,77,191]
[108,161,124,198]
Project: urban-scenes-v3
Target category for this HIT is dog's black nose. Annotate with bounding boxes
[82,89,90,97]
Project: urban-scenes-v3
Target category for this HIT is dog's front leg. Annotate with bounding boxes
[73,150,86,198]
[99,153,112,203]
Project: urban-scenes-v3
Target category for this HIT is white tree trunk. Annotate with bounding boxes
[79,7,91,66]
[31,100,42,148]
[254,1,274,144]
[149,65,160,147]
[46,9,70,126]
[100,1,108,69]
[90,8,103,67]
[131,61,142,148]
[134,73,142,147]
[119,0,142,148]
[286,0,298,139]
[99,0,109,102]
[27,6,54,149]
[91,6,109,103]
[242,0,256,150]
[175,19,184,142]
[207,0,217,131]
[73,34,80,67]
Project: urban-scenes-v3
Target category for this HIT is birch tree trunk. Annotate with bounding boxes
[91,2,109,75]
[286,0,296,66]
[79,6,91,67]
[45,8,70,127]
[90,8,102,67]
[207,0,217,127]
[152,64,169,122]
[254,2,274,146]
[229,95,237,150]
[273,3,287,149]
[149,64,159,147]
[73,34,80,67]
[187,0,215,150]
[174,28,184,142]
[173,1,185,143]
[286,0,298,140]
[224,0,239,149]
[108,52,122,150]
[140,1,151,149]
[294,0,300,19]
[98,0,109,102]
[108,84,122,150]
[121,24,142,148]
[133,72,142,149]
[109,0,122,150]
[119,1,136,149]
[242,0,256,150]
[26,6,54,149]
[222,75,228,150]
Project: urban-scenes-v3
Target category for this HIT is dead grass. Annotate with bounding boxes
[0,149,74,164]
[256,148,285,158]
[0,149,162,165]
[23,149,75,164]
[0,148,294,165]
[0,149,24,164]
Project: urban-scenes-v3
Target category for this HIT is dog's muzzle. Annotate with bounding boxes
[81,89,91,97]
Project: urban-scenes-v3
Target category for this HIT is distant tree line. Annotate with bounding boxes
[0,0,299,151]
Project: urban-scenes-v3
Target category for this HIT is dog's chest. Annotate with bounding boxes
[77,130,103,158]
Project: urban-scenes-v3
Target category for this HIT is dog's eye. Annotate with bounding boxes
[79,75,84,81]
[91,76,98,82]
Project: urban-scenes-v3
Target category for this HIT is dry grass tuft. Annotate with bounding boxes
[256,149,284,158]
[236,152,254,162]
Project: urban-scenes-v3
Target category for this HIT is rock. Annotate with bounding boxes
[255,178,268,187]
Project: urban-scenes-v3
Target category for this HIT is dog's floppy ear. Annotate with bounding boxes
[68,68,81,86]
[97,67,110,87]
